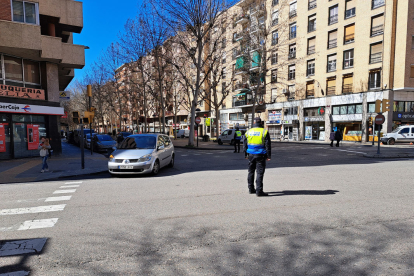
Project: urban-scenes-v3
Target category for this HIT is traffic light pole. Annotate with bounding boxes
[89,95,93,155]
[80,124,85,169]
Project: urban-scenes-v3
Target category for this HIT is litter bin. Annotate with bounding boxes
[203,135,209,142]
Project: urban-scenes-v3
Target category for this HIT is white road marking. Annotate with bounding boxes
[17,218,58,231]
[336,149,366,154]
[0,271,30,276]
[0,205,66,216]
[53,189,76,194]
[45,196,72,202]
[0,238,47,257]
[60,185,79,188]
[64,181,82,184]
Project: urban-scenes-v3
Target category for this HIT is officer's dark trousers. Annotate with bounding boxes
[248,154,266,192]
[234,140,241,152]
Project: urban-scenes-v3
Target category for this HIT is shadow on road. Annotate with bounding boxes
[267,190,339,196]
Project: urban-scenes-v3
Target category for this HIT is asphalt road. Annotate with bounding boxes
[1,143,414,275]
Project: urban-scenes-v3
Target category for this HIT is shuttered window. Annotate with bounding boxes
[344,24,355,43]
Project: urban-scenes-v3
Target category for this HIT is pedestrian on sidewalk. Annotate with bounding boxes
[234,127,242,153]
[38,137,51,173]
[329,130,335,147]
[334,128,343,147]
[243,117,271,197]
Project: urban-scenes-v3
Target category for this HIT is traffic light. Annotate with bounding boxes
[375,99,382,113]
[368,117,373,125]
[72,111,81,124]
[84,111,95,123]
[382,99,390,112]
[82,117,90,124]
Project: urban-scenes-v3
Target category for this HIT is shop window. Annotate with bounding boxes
[229,113,244,120]
[333,106,340,115]
[1,54,40,87]
[12,1,38,25]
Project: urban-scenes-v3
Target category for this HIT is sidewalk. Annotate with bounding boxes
[0,141,108,184]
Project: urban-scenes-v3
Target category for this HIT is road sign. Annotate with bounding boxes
[195,117,201,124]
[375,114,385,125]
[59,91,70,100]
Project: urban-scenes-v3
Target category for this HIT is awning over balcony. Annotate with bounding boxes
[235,56,246,69]
[252,51,261,67]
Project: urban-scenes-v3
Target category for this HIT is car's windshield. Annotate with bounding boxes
[119,136,157,149]
[97,135,113,141]
[121,132,132,137]
[391,127,402,133]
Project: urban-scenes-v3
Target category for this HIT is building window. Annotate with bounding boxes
[12,1,38,25]
[271,51,278,65]
[288,85,295,100]
[370,42,383,64]
[369,69,381,90]
[372,0,385,9]
[342,74,353,94]
[288,65,296,80]
[343,49,354,69]
[289,2,297,18]
[410,65,414,78]
[222,67,227,79]
[272,10,279,26]
[307,60,315,76]
[289,23,297,39]
[327,54,337,72]
[306,81,315,98]
[272,31,279,45]
[222,51,227,64]
[333,104,362,115]
[271,88,278,102]
[271,69,278,83]
[329,5,338,25]
[222,38,226,49]
[308,14,316,33]
[371,14,384,36]
[272,0,279,6]
[326,77,336,96]
[308,0,317,10]
[1,54,40,87]
[229,113,244,120]
[328,30,338,49]
[289,44,296,59]
[308,37,316,55]
[345,0,356,19]
[344,24,355,44]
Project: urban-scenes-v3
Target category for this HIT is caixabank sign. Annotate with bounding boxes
[393,112,414,121]
[0,102,64,115]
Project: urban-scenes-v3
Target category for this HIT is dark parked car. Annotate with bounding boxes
[117,132,133,144]
[93,134,116,152]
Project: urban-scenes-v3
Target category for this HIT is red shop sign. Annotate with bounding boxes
[27,124,40,150]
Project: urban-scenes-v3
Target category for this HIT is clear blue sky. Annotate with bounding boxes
[72,0,142,84]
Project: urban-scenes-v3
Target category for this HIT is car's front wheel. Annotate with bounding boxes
[218,139,223,145]
[169,154,175,168]
[388,138,395,145]
[152,160,160,175]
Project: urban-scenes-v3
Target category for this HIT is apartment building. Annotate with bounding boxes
[217,0,414,142]
[0,0,85,159]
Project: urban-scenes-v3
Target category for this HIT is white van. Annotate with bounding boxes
[381,125,414,145]
[177,129,190,138]
[218,129,246,145]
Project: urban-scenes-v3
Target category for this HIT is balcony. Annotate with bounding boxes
[308,23,316,33]
[329,14,338,25]
[233,32,244,42]
[250,4,265,15]
[306,89,315,98]
[326,86,336,96]
[0,20,42,52]
[289,31,297,40]
[372,0,385,9]
[289,10,297,19]
[344,34,355,44]
[288,52,296,60]
[307,45,315,55]
[308,0,317,10]
[41,36,85,68]
[38,0,83,32]
[235,14,250,25]
[235,66,249,75]
[234,82,249,91]
[342,84,353,94]
[371,24,384,36]
[233,97,253,107]
[328,39,337,49]
[370,52,382,64]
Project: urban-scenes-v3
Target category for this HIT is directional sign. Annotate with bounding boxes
[195,117,201,124]
[59,91,70,100]
[375,114,385,125]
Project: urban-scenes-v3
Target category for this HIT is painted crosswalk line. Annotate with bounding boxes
[0,205,66,216]
[17,218,58,231]
[0,238,47,257]
[59,185,79,188]
[53,189,76,194]
[45,196,72,202]
[64,181,82,184]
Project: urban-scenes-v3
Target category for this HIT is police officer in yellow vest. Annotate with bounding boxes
[243,117,271,197]
[233,127,242,153]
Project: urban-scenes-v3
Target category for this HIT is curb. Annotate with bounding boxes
[362,153,414,158]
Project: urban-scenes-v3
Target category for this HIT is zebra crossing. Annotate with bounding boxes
[0,181,82,275]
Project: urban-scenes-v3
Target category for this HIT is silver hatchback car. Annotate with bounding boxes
[108,134,174,175]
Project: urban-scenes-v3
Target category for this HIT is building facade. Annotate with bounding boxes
[0,0,85,159]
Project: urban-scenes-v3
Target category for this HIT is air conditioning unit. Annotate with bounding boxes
[282,89,288,94]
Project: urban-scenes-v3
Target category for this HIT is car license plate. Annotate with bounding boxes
[118,165,133,169]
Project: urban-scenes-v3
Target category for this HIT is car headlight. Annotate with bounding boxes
[138,154,152,162]
[109,154,115,162]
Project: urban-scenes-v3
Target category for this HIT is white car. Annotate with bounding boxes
[381,125,414,145]
[217,129,246,145]
[177,129,190,138]
[108,134,174,175]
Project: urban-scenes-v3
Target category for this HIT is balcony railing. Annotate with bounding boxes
[345,8,356,19]
[342,83,353,94]
[289,31,297,39]
[250,4,265,15]
[235,66,249,74]
[326,86,336,96]
[372,0,385,9]
[289,10,297,19]
[307,69,315,76]
[235,14,249,24]
[272,38,278,45]
[288,73,295,80]
[308,23,316,33]
[272,0,279,6]
[233,98,253,107]
[306,89,315,98]
[344,34,355,44]
[328,39,337,49]
[371,24,384,36]
[234,82,249,91]
[308,0,317,10]
[370,52,382,64]
[272,19,279,26]
[307,45,315,55]
[288,51,296,60]
[329,14,338,25]
[327,62,337,72]
[233,32,244,42]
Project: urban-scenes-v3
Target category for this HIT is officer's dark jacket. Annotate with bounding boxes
[243,123,272,159]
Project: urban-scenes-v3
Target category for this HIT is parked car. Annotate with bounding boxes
[92,134,116,152]
[218,129,246,145]
[116,131,133,144]
[108,134,174,175]
[74,129,94,146]
[177,129,190,138]
[84,133,97,149]
[381,125,414,145]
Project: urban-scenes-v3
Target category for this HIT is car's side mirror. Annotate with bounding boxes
[112,147,117,151]
[158,145,165,150]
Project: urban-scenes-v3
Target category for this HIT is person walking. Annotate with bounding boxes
[38,137,51,173]
[334,128,343,147]
[329,130,335,147]
[233,127,242,153]
[243,117,271,197]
